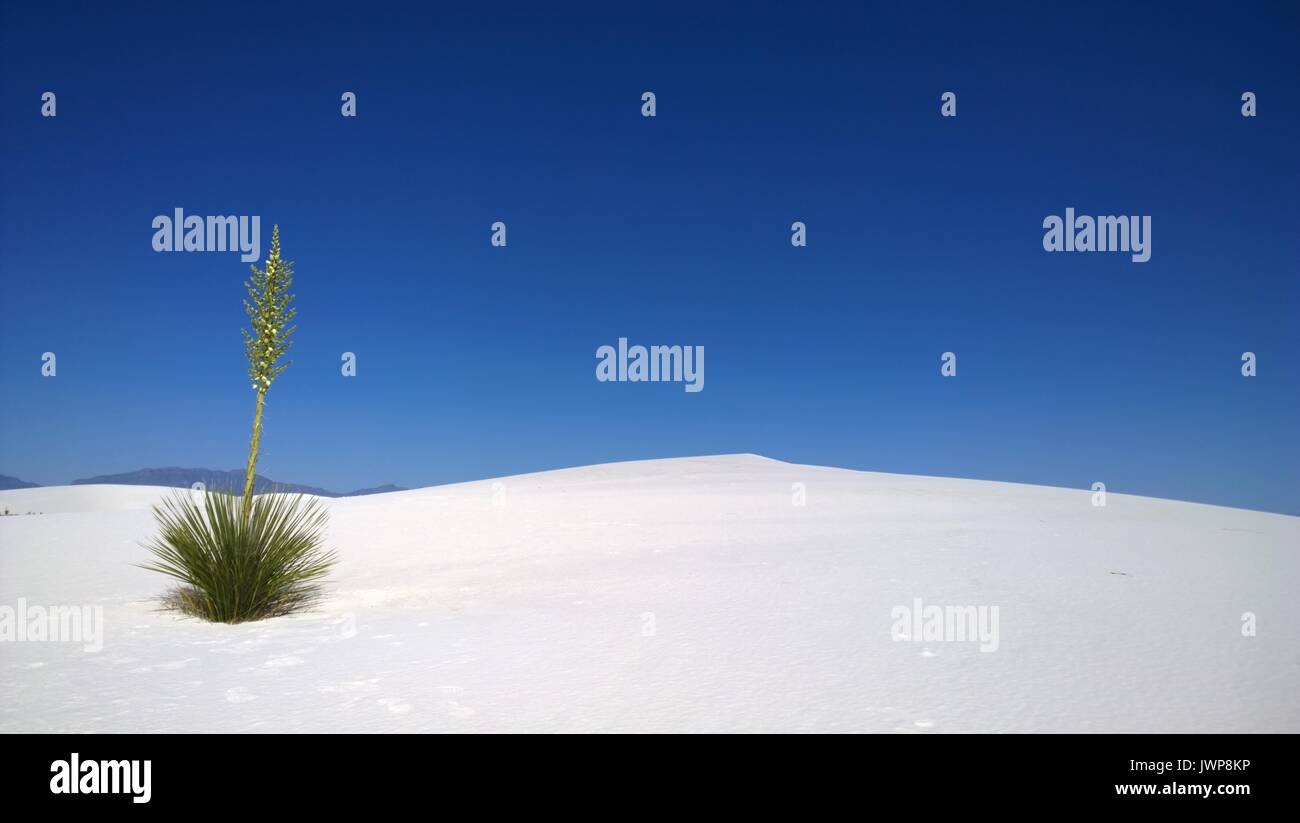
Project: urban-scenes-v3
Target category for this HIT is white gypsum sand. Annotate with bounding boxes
[0,454,1295,733]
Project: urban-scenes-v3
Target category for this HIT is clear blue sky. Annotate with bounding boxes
[1,1,1297,513]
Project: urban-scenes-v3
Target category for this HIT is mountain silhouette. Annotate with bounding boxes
[62,467,405,497]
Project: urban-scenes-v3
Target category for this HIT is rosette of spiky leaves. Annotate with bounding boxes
[241,224,296,393]
[141,487,335,623]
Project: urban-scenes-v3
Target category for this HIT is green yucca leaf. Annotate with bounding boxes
[139,488,335,623]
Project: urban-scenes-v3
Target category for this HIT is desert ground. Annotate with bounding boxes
[1,454,1296,732]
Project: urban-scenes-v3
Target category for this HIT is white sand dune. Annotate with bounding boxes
[1,454,1296,733]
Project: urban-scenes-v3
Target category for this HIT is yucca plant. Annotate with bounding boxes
[142,225,335,622]
[142,488,335,622]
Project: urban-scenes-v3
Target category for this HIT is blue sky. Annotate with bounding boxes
[1,1,1297,513]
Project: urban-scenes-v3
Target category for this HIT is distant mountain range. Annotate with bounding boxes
[0,468,405,497]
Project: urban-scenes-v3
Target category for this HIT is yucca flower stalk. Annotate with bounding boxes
[241,224,296,507]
